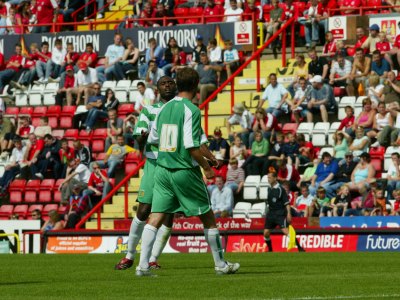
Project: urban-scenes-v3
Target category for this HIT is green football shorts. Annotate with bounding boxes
[151,165,211,217]
[137,158,157,205]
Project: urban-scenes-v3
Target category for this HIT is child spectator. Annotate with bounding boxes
[309,187,331,217]
[223,39,240,79]
[225,158,245,195]
[264,132,284,173]
[294,185,313,217]
[281,132,299,165]
[371,188,388,216]
[282,180,300,217]
[41,210,64,232]
[338,106,355,133]
[375,31,391,55]
[34,117,52,139]
[229,136,246,167]
[332,184,351,216]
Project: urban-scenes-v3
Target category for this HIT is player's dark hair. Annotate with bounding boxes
[176,67,199,93]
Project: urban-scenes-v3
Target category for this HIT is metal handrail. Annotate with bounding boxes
[75,160,145,229]
[198,16,297,136]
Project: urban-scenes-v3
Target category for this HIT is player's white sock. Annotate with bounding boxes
[126,216,146,260]
[204,228,226,268]
[149,225,172,263]
[138,224,158,270]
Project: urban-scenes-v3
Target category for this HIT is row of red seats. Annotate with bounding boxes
[0,203,65,220]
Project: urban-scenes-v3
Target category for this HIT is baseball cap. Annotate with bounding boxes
[369,24,380,31]
[66,65,74,71]
[196,34,203,40]
[310,75,323,83]
[78,62,88,71]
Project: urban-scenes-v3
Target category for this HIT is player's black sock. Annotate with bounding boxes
[264,238,273,252]
[296,238,305,252]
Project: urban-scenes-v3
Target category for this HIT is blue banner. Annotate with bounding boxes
[357,235,400,252]
[319,217,400,228]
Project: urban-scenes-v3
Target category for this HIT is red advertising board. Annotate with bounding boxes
[226,234,359,253]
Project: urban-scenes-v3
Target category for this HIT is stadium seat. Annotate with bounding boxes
[38,190,52,203]
[43,83,58,106]
[232,202,252,218]
[32,117,41,127]
[248,202,266,218]
[174,7,189,24]
[61,106,77,116]
[92,139,105,153]
[15,92,29,106]
[338,96,356,120]
[78,129,93,141]
[354,96,367,117]
[53,191,62,203]
[48,117,58,128]
[318,147,334,158]
[5,106,19,116]
[282,123,299,134]
[371,158,382,178]
[297,122,314,141]
[52,129,65,139]
[43,204,59,216]
[64,129,79,140]
[259,175,269,200]
[125,151,142,163]
[9,179,26,192]
[118,103,134,117]
[75,105,88,115]
[53,179,64,191]
[58,205,67,214]
[47,105,62,117]
[9,191,23,204]
[92,128,107,139]
[40,179,55,191]
[101,80,117,93]
[312,122,329,147]
[59,116,73,128]
[96,152,107,161]
[369,146,385,160]
[125,163,139,175]
[13,204,29,219]
[25,180,41,191]
[0,204,14,219]
[19,106,33,116]
[24,191,37,203]
[243,175,261,201]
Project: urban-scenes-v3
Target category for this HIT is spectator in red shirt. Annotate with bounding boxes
[338,105,355,131]
[355,27,368,55]
[64,183,89,229]
[0,43,23,93]
[23,133,44,179]
[204,0,224,23]
[0,52,4,71]
[384,21,400,70]
[249,108,278,146]
[86,161,111,207]
[59,138,75,178]
[321,31,336,58]
[297,133,314,169]
[77,43,98,69]
[16,116,34,140]
[64,42,80,68]
[34,41,52,84]
[277,158,300,191]
[139,2,155,27]
[32,0,58,34]
[242,0,261,22]
[55,65,75,106]
[153,3,175,26]
[10,43,40,91]
[206,152,228,194]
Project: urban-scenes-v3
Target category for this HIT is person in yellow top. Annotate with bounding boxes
[91,134,136,178]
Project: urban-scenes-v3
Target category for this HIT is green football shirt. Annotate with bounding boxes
[133,102,163,160]
[148,97,203,169]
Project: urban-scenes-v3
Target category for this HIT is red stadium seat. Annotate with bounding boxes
[43,204,59,216]
[24,191,37,203]
[32,106,47,118]
[48,117,58,128]
[92,139,105,153]
[53,191,62,203]
[59,116,73,128]
[52,129,65,140]
[293,2,306,18]
[13,204,28,219]
[64,129,79,140]
[118,104,134,116]
[188,7,203,22]
[92,128,108,139]
[47,105,62,117]
[25,180,41,191]
[32,117,41,127]
[125,151,142,163]
[58,205,67,214]
[38,190,52,203]
[125,163,139,175]
[9,191,23,204]
[9,179,26,192]
[174,7,189,24]
[0,204,14,219]
[371,159,382,178]
[40,179,55,191]
[27,204,44,219]
[80,139,90,147]
[369,146,385,160]
[96,152,107,161]
[54,179,64,192]
[78,129,93,141]
[282,123,299,134]
[5,106,19,116]
[19,107,34,116]
[334,87,346,97]
[61,106,76,116]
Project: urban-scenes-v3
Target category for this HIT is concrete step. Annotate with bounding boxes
[86,220,115,230]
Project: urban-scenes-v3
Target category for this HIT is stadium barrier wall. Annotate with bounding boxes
[0,220,41,253]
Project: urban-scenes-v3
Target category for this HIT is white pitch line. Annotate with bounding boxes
[266,294,400,300]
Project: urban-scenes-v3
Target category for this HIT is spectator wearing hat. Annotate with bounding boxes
[195,52,223,105]
[362,24,380,53]
[258,73,289,118]
[206,152,228,195]
[97,33,125,83]
[226,102,253,148]
[55,64,75,106]
[326,151,357,197]
[191,35,207,67]
[203,0,224,23]
[209,127,230,161]
[329,54,354,96]
[64,183,90,229]
[309,152,338,197]
[307,75,335,122]
[60,158,91,204]
[210,176,233,218]
[225,158,245,194]
[0,136,26,193]
[66,61,98,106]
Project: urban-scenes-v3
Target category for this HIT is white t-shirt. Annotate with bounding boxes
[51,47,67,65]
[228,110,253,129]
[387,164,400,178]
[74,164,91,184]
[133,88,156,111]
[209,46,222,63]
[105,44,125,65]
[75,68,98,86]
[224,7,243,22]
[368,84,384,106]
[295,194,313,207]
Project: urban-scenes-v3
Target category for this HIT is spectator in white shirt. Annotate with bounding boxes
[60,158,91,204]
[211,176,234,218]
[223,0,243,22]
[226,102,253,148]
[259,73,289,117]
[66,62,98,106]
[329,54,354,96]
[207,38,222,63]
[132,81,156,111]
[97,33,125,83]
[47,39,67,82]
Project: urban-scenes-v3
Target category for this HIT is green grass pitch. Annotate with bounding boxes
[1,252,400,300]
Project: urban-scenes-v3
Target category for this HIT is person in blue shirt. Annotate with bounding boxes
[309,152,339,197]
[371,50,391,81]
